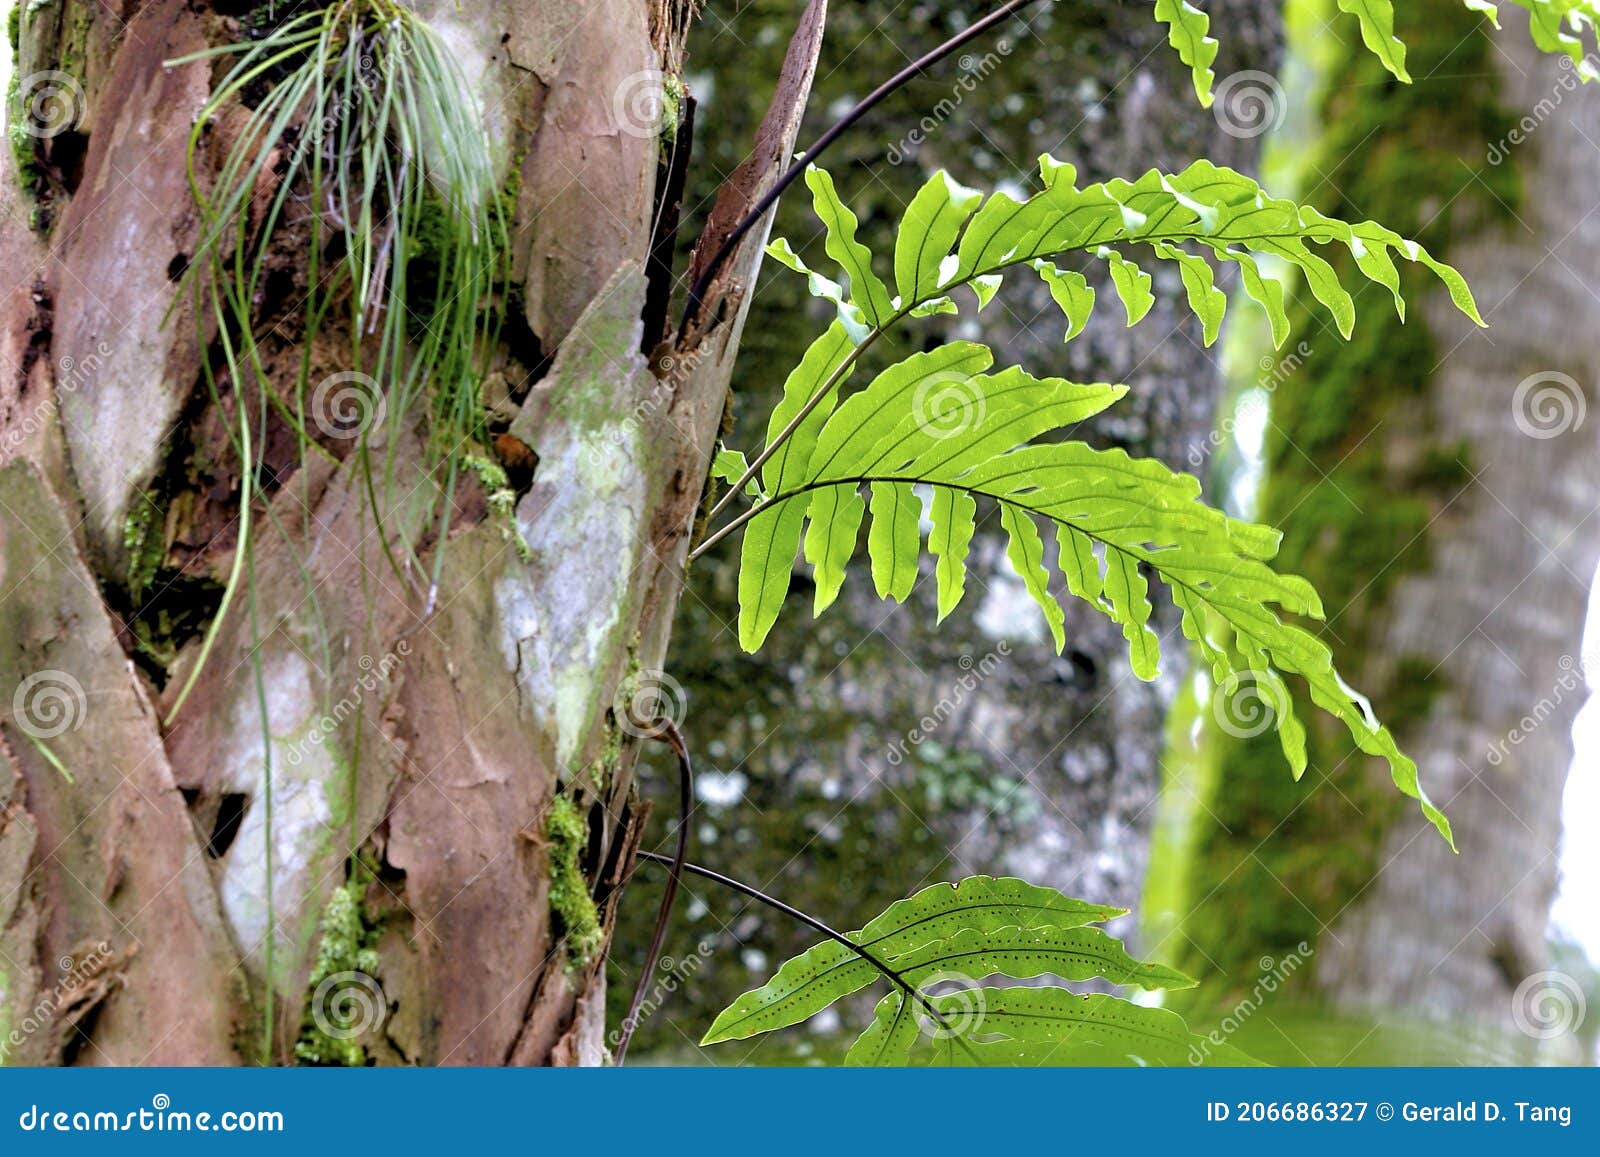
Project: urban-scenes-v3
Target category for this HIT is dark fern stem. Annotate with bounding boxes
[677,0,1046,335]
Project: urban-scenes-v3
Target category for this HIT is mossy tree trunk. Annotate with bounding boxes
[1172,2,1600,1062]
[0,0,822,1065]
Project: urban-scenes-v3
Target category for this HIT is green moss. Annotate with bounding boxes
[1171,0,1521,1011]
[545,795,602,969]
[464,453,529,560]
[123,492,165,605]
[293,879,382,1066]
[659,72,685,147]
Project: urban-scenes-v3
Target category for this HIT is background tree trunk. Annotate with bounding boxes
[0,0,819,1066]
[1168,1,1600,1063]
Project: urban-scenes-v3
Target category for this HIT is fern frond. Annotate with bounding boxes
[714,160,1466,844]
[854,988,1261,1066]
[701,877,1180,1048]
[1153,0,1599,94]
[1155,0,1221,105]
[703,878,1226,1067]
[770,158,1481,355]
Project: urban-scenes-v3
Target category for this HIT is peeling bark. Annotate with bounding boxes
[0,0,823,1065]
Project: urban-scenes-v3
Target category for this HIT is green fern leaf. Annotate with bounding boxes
[929,487,977,622]
[1338,0,1410,81]
[704,878,1202,1062]
[1154,241,1226,346]
[1033,260,1096,341]
[868,482,922,602]
[895,171,984,304]
[772,159,1479,356]
[910,988,1262,1067]
[726,161,1468,841]
[1150,0,1600,95]
[700,876,1130,1046]
[1511,0,1600,78]
[1154,0,1221,105]
[1099,246,1155,325]
[845,992,922,1066]
[804,166,896,325]
[888,924,1196,992]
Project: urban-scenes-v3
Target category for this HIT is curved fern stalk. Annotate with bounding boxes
[701,877,1227,1066]
[163,1,507,721]
[1156,0,1599,103]
[704,159,1472,844]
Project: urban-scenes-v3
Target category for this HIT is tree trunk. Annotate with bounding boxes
[0,0,822,1066]
[1171,1,1600,1063]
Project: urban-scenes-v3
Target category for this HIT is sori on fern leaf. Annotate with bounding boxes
[163,0,508,720]
[700,875,1256,1066]
[699,156,1481,849]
